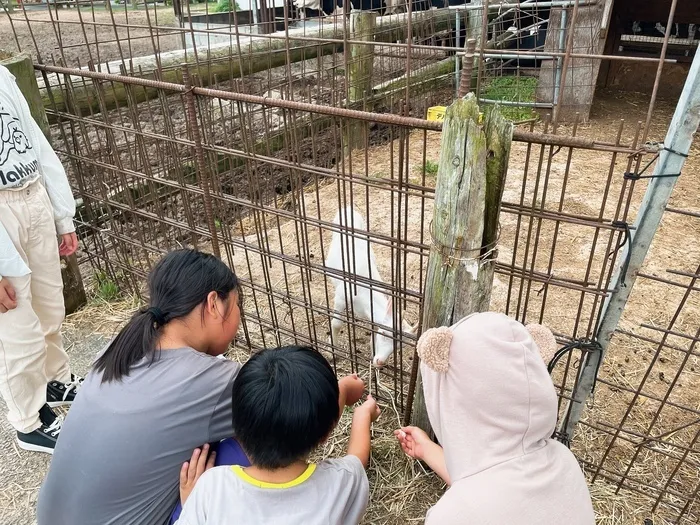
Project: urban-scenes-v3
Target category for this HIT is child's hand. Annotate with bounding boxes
[179,444,216,504]
[347,395,381,467]
[394,426,432,461]
[358,395,381,422]
[339,373,365,406]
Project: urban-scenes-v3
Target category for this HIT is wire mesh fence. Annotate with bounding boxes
[35,59,647,407]
[2,0,699,521]
[571,193,700,524]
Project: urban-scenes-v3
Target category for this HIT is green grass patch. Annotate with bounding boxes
[412,160,439,179]
[213,0,241,12]
[424,160,439,176]
[94,271,120,302]
[481,76,538,121]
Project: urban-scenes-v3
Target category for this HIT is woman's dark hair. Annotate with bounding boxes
[94,249,240,383]
[231,346,340,470]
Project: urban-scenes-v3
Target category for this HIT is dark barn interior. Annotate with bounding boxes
[597,0,699,98]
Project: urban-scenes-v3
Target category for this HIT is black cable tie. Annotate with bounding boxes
[624,172,682,180]
[663,146,689,158]
[551,430,571,448]
[547,338,603,448]
[547,339,601,375]
[608,220,630,259]
[606,220,632,288]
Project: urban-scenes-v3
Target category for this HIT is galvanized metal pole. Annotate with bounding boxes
[455,10,461,98]
[561,49,700,441]
[553,7,568,106]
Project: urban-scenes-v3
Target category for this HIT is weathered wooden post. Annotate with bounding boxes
[345,11,377,155]
[409,93,512,433]
[1,53,87,315]
[467,0,483,42]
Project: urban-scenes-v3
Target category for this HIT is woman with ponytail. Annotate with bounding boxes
[37,249,245,525]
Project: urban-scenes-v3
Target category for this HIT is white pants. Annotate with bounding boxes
[0,180,71,433]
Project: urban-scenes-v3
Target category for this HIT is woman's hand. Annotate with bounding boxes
[58,232,79,257]
[394,426,432,461]
[0,278,17,313]
[179,444,216,505]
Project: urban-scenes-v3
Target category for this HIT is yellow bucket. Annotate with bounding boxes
[427,106,484,124]
[426,106,446,122]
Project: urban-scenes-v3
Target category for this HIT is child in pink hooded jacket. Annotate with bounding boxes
[396,312,595,525]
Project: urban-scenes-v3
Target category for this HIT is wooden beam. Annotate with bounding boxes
[80,54,448,223]
[346,11,377,154]
[38,9,457,119]
[372,56,458,100]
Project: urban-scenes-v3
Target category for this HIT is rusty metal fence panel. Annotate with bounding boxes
[2,0,699,522]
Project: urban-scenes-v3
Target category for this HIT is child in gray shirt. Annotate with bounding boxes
[177,345,381,525]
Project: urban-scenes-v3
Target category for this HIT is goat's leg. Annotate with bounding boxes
[329,287,347,347]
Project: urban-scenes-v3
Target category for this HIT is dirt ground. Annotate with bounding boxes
[0,49,697,524]
[1,6,181,66]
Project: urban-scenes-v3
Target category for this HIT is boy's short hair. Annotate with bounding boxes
[231,346,340,469]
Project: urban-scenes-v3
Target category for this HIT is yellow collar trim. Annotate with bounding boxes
[231,464,316,489]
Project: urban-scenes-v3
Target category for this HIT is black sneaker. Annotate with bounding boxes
[39,403,59,426]
[47,374,83,408]
[17,417,62,454]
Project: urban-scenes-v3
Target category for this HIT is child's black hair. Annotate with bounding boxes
[231,346,340,470]
[94,249,240,383]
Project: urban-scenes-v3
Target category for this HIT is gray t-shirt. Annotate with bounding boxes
[37,348,240,525]
[177,456,369,525]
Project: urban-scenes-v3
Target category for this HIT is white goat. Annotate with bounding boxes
[326,207,417,367]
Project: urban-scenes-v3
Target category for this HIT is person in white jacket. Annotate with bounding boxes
[0,64,82,454]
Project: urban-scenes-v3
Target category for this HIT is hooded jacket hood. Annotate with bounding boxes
[417,312,595,525]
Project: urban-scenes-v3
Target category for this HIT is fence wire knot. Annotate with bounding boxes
[428,221,500,266]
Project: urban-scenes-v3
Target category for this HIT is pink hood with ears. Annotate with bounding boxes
[418,312,595,525]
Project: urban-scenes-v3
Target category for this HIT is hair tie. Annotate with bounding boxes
[146,306,166,326]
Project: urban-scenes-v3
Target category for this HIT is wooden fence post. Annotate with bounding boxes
[467,0,483,43]
[2,53,87,315]
[345,10,376,155]
[409,94,512,433]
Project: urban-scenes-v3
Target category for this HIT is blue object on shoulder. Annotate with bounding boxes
[170,438,250,524]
